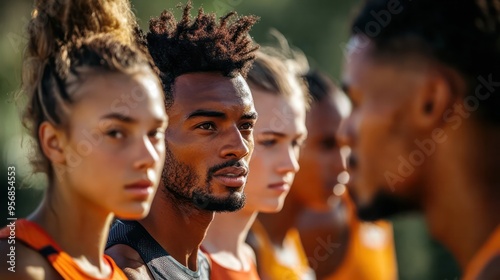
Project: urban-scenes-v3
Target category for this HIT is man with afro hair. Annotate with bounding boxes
[106,2,259,279]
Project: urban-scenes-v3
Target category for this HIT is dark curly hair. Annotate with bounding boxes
[146,1,259,108]
[351,0,500,124]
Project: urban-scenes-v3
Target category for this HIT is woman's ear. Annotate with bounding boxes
[39,121,66,164]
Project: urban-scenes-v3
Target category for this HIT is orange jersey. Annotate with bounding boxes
[251,220,315,280]
[324,221,398,280]
[201,248,261,280]
[324,194,398,280]
[462,225,500,280]
[0,219,127,280]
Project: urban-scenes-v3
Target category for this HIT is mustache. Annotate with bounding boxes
[207,159,248,178]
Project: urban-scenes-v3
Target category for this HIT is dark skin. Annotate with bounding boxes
[296,201,349,279]
[106,72,257,279]
[337,36,500,279]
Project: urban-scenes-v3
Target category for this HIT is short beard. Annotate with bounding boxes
[192,189,245,212]
[352,189,419,221]
[161,143,245,212]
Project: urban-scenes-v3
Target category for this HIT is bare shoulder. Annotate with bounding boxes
[0,239,62,280]
[106,244,153,280]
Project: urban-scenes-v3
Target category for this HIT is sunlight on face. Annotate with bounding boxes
[56,71,167,219]
[339,35,428,219]
[161,73,257,212]
[244,83,307,213]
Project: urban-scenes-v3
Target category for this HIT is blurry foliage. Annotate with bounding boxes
[0,1,460,279]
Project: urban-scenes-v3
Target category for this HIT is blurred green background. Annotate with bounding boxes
[0,0,460,279]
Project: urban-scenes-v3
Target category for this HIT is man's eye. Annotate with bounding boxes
[197,123,215,130]
[240,122,254,130]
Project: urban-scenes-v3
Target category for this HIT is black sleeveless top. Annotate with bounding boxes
[107,220,210,280]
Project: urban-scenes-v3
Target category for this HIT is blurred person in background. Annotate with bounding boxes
[106,2,259,279]
[292,69,397,280]
[242,34,317,280]
[338,0,500,279]
[202,48,309,279]
[0,0,167,279]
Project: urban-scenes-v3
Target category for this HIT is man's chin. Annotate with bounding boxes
[192,190,246,212]
[353,190,419,221]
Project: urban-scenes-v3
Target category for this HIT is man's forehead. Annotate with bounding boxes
[175,72,241,89]
[169,72,254,117]
[172,73,249,100]
[344,51,427,90]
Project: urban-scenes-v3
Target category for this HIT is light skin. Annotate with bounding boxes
[106,72,258,279]
[202,83,307,272]
[337,35,500,271]
[0,71,167,280]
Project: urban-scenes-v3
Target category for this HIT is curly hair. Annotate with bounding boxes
[146,1,259,108]
[351,0,500,124]
[21,0,158,181]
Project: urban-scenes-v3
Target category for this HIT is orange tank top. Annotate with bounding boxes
[325,194,398,280]
[201,247,261,280]
[251,220,315,280]
[0,219,127,280]
[462,225,500,280]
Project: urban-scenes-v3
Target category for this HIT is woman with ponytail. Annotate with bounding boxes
[0,0,167,279]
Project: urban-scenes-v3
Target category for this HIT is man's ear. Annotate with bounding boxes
[411,71,456,130]
[39,121,66,164]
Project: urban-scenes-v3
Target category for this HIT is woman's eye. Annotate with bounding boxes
[259,139,277,147]
[321,138,337,150]
[292,139,305,148]
[149,129,165,139]
[107,129,124,139]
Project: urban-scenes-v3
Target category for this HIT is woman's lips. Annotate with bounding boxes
[125,180,154,198]
[267,182,290,192]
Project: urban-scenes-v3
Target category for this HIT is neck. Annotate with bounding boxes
[423,127,500,269]
[257,199,302,247]
[203,207,257,255]
[425,180,500,269]
[140,188,214,271]
[30,185,114,275]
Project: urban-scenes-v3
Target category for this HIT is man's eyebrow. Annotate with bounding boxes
[187,110,227,119]
[101,113,136,123]
[241,112,258,120]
